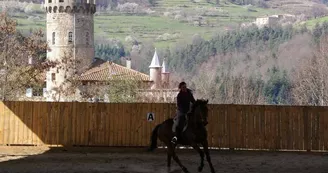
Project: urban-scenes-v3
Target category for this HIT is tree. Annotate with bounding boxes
[106,76,139,102]
[0,12,53,101]
[291,35,328,106]
[311,4,328,19]
[264,66,292,105]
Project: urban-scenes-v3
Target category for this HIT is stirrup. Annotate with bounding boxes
[171,136,177,144]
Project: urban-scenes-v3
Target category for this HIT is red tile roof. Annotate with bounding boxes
[77,61,151,82]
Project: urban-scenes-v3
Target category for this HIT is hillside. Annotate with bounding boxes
[1,0,327,50]
[1,0,320,50]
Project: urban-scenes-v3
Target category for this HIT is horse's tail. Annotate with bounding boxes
[147,123,161,152]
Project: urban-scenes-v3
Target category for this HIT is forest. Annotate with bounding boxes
[162,23,328,105]
[95,22,328,106]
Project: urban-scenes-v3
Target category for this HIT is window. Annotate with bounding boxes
[33,88,44,97]
[28,56,33,65]
[86,32,89,45]
[26,88,32,98]
[59,0,64,2]
[48,0,52,3]
[51,73,56,81]
[52,32,55,45]
[68,32,73,43]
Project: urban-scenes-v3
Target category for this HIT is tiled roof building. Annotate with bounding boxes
[78,61,151,82]
[76,49,178,103]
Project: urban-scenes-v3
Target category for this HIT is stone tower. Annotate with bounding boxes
[149,48,162,89]
[161,58,170,88]
[44,0,96,101]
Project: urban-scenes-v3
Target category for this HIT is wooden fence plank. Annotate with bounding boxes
[32,102,38,145]
[296,107,303,150]
[123,103,128,146]
[324,108,328,150]
[211,104,219,148]
[130,103,136,146]
[0,102,4,145]
[207,104,214,147]
[4,102,10,145]
[41,102,48,145]
[109,103,113,146]
[100,103,106,146]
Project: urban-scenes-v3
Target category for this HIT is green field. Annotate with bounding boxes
[5,0,283,49]
[299,16,328,29]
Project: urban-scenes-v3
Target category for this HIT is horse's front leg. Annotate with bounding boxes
[167,144,189,173]
[202,140,215,173]
[190,143,204,172]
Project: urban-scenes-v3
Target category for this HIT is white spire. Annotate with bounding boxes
[162,58,168,73]
[149,48,161,68]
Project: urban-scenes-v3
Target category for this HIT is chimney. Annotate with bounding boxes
[126,58,131,69]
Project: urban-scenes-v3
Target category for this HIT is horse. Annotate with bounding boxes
[147,99,215,173]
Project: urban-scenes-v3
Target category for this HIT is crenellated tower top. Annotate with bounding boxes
[45,0,96,14]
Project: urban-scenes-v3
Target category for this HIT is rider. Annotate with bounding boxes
[171,81,196,144]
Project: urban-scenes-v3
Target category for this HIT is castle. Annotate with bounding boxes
[42,0,178,102]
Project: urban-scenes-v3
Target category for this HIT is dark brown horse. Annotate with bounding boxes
[147,99,215,173]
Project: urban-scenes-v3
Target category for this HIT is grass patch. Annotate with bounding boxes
[300,16,328,29]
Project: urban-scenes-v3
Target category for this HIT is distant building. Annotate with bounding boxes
[242,14,297,29]
[254,15,280,28]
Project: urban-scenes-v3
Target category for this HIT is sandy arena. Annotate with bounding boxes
[0,146,328,173]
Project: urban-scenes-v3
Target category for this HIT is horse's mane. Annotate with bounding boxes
[190,99,208,113]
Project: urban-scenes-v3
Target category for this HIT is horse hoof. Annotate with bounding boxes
[198,166,203,172]
[182,167,189,173]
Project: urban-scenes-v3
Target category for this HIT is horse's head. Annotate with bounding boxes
[189,99,209,126]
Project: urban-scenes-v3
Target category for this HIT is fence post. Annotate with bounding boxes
[228,104,234,151]
[303,106,310,152]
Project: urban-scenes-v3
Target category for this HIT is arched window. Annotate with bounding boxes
[68,32,73,43]
[52,73,56,81]
[48,0,52,3]
[59,0,64,2]
[52,32,55,45]
[86,32,89,45]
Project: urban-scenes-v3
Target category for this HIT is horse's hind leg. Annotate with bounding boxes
[167,144,189,173]
[191,143,204,172]
[167,152,172,172]
[167,152,172,167]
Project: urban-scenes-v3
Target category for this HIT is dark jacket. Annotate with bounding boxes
[177,89,196,113]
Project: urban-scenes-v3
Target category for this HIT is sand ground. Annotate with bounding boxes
[0,146,328,173]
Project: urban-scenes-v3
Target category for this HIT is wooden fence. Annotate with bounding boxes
[0,101,328,151]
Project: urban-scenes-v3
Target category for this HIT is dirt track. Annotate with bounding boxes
[0,146,328,173]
